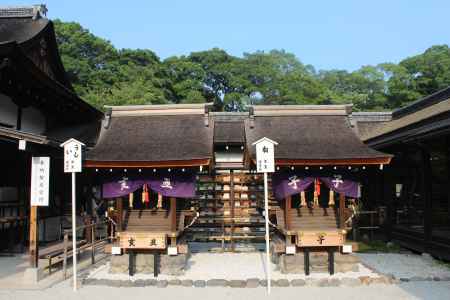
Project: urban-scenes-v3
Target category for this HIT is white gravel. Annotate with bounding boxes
[88,252,380,281]
[356,253,450,279]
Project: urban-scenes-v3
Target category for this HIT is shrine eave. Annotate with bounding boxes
[273,157,392,166]
[84,159,211,168]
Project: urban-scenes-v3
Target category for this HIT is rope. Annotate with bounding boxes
[183,211,200,230]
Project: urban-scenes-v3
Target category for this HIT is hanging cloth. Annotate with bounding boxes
[329,190,335,206]
[157,193,163,209]
[129,192,134,208]
[300,191,307,207]
[314,178,321,207]
[142,184,149,204]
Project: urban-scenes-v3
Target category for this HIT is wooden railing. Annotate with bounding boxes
[62,219,115,279]
[352,210,381,241]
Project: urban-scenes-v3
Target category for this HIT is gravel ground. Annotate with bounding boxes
[356,253,450,279]
[88,252,380,281]
[1,280,450,300]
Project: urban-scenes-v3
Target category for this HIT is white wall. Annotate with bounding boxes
[21,106,46,134]
[0,93,18,128]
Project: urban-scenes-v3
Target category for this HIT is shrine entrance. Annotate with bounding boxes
[188,170,266,252]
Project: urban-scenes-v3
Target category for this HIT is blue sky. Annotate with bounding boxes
[8,0,450,71]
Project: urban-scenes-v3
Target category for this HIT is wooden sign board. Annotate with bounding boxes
[252,137,278,173]
[118,232,166,249]
[296,230,344,247]
[61,138,85,173]
[30,157,50,207]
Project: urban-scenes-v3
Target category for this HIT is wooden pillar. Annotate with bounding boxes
[285,196,291,230]
[117,197,123,231]
[339,193,345,229]
[383,170,395,241]
[447,137,450,225]
[170,197,177,232]
[422,149,432,250]
[29,206,38,268]
[230,170,235,251]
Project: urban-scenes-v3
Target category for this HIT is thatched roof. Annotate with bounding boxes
[353,86,450,146]
[86,104,213,166]
[245,105,391,164]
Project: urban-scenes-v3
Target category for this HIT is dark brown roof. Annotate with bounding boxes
[0,8,74,89]
[245,115,390,162]
[214,121,245,144]
[87,114,213,162]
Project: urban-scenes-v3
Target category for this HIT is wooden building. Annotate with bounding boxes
[245,105,391,260]
[354,86,450,260]
[0,5,102,262]
[85,104,214,256]
[84,103,392,270]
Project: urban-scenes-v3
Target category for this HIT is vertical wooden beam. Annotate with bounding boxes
[117,197,123,231]
[29,205,38,268]
[285,196,291,230]
[382,169,392,241]
[447,137,450,225]
[230,170,235,251]
[16,106,22,130]
[339,193,345,229]
[170,197,177,232]
[422,149,432,250]
[63,232,68,279]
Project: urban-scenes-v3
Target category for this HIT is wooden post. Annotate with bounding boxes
[91,222,95,265]
[304,248,310,276]
[230,170,235,252]
[422,149,432,250]
[382,169,394,241]
[63,232,68,279]
[117,197,123,231]
[328,248,334,275]
[285,196,291,231]
[339,193,345,229]
[170,197,177,232]
[447,137,450,225]
[29,205,38,268]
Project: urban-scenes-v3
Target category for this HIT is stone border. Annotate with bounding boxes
[81,274,411,288]
[358,261,450,284]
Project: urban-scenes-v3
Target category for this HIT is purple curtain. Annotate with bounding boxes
[272,172,315,200]
[320,176,360,198]
[144,171,196,198]
[102,177,145,198]
[102,172,196,199]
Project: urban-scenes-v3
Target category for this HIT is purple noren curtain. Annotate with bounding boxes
[320,176,360,198]
[102,172,196,199]
[272,172,315,200]
[144,171,196,198]
[102,177,145,198]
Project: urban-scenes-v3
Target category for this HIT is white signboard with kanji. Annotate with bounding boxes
[253,137,278,173]
[30,157,50,206]
[61,138,85,173]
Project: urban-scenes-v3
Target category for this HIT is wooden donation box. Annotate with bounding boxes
[296,230,344,247]
[118,232,167,249]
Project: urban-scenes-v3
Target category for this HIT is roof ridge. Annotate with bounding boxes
[0,5,47,19]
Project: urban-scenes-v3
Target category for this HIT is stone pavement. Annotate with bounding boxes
[1,280,450,300]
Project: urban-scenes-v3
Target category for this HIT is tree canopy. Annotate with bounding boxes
[54,20,450,111]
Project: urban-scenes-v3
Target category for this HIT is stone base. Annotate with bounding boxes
[109,253,188,275]
[278,252,360,274]
[23,267,43,284]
